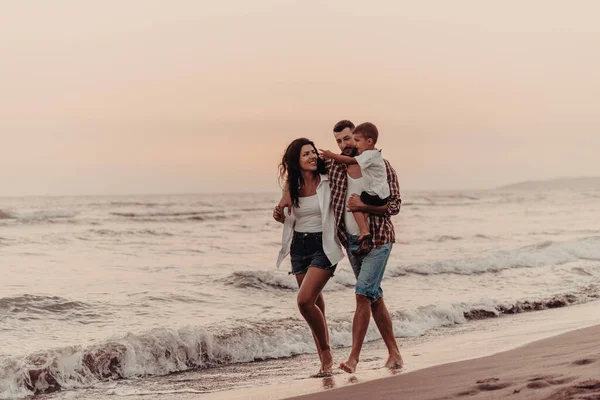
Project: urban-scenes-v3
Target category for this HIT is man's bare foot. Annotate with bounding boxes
[339,357,358,374]
[385,353,404,370]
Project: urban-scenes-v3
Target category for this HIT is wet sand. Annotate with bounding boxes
[290,324,600,400]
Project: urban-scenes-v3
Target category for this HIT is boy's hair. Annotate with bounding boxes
[333,120,355,133]
[353,122,379,144]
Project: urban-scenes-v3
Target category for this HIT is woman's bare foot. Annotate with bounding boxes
[385,352,404,370]
[320,348,333,374]
[339,357,358,373]
[313,370,333,378]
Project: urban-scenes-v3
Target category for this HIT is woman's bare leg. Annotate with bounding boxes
[295,273,329,362]
[296,267,333,373]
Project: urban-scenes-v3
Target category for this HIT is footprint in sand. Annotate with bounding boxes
[456,389,479,396]
[476,378,499,384]
[456,378,513,396]
[477,382,513,391]
[527,380,551,389]
[572,358,596,366]
[546,379,600,399]
[521,375,578,392]
[545,377,576,385]
[575,380,600,390]
[475,377,513,391]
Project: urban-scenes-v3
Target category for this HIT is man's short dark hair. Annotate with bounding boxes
[353,122,379,144]
[333,120,355,133]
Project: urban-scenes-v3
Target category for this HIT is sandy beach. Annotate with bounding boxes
[291,324,600,400]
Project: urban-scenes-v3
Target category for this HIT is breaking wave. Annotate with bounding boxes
[1,288,597,398]
[388,236,600,276]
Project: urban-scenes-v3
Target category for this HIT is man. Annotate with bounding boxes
[274,120,403,373]
[327,120,403,373]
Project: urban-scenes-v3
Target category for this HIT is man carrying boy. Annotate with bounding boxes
[319,122,390,255]
[325,121,403,373]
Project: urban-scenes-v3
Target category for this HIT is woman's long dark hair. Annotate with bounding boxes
[279,138,327,208]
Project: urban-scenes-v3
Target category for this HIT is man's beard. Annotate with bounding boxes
[342,146,358,157]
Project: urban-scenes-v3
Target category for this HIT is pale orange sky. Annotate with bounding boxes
[1,0,599,196]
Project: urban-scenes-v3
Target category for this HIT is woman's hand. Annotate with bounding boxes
[278,189,293,216]
[347,193,366,212]
[318,149,335,159]
[273,205,286,223]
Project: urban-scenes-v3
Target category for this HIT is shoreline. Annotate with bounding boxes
[198,299,600,400]
[36,300,600,400]
[291,323,600,400]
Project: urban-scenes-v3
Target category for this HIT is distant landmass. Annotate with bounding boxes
[498,176,600,190]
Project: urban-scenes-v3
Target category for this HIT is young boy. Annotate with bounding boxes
[319,122,389,255]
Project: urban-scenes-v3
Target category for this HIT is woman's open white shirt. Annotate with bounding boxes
[276,174,345,270]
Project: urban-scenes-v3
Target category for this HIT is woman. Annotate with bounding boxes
[274,138,344,376]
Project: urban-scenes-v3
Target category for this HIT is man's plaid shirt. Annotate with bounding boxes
[326,158,401,248]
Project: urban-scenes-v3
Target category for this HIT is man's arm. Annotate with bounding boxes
[363,204,388,215]
[384,160,401,217]
[319,149,358,165]
[347,194,388,215]
[346,160,401,216]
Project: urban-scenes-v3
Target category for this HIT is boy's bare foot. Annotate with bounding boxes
[385,353,404,370]
[351,236,372,256]
[356,233,371,243]
[339,357,358,373]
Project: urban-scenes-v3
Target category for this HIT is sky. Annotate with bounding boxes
[1,0,599,196]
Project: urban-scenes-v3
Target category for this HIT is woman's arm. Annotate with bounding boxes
[276,183,293,216]
[272,205,286,223]
[345,160,401,216]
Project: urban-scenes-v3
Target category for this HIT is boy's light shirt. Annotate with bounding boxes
[354,149,390,199]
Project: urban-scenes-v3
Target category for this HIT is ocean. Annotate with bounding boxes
[1,188,600,399]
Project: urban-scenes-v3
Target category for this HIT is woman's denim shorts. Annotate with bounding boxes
[290,231,337,276]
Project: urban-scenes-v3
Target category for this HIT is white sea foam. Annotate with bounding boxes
[388,236,600,276]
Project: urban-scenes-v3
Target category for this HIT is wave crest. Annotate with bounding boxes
[0,295,90,315]
[0,210,16,220]
[223,269,356,292]
[388,236,600,276]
